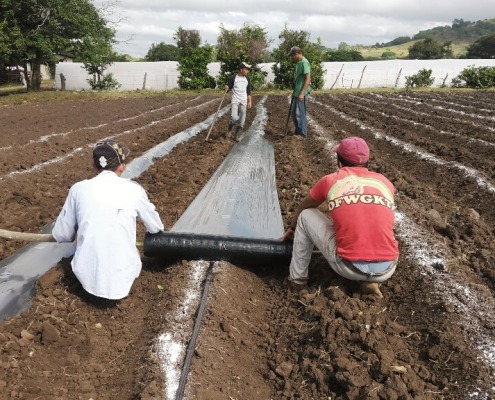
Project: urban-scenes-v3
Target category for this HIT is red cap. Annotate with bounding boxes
[332,137,369,164]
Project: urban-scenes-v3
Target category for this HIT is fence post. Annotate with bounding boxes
[142,72,147,90]
[357,65,367,89]
[394,68,402,88]
[60,73,66,91]
[330,64,344,89]
[441,73,449,88]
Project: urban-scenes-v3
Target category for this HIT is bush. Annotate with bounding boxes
[451,65,495,88]
[272,27,326,90]
[87,73,121,91]
[381,51,397,60]
[405,68,435,88]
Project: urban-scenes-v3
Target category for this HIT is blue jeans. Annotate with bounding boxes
[230,102,247,129]
[291,95,308,137]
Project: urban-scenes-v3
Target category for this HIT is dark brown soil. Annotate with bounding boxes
[0,91,494,400]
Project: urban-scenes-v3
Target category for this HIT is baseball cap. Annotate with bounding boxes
[238,62,251,69]
[332,137,370,165]
[288,46,302,56]
[93,140,130,169]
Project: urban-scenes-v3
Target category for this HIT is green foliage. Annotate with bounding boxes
[174,27,214,90]
[466,34,495,58]
[0,21,12,65]
[0,0,116,91]
[388,36,412,46]
[374,36,412,48]
[85,66,121,91]
[145,42,180,61]
[271,26,326,90]
[215,23,270,90]
[381,51,397,60]
[451,65,495,88]
[325,49,364,62]
[414,18,495,43]
[408,38,453,59]
[110,53,133,62]
[405,68,435,88]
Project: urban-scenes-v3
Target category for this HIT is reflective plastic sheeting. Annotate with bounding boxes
[171,96,285,240]
[0,223,75,321]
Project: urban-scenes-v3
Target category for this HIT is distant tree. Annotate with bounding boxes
[337,42,352,52]
[174,27,214,89]
[145,42,180,61]
[0,21,12,65]
[381,51,397,59]
[215,23,270,89]
[0,0,116,91]
[466,34,495,58]
[272,26,326,90]
[388,36,411,46]
[325,49,364,62]
[413,18,495,43]
[110,53,133,62]
[408,38,453,59]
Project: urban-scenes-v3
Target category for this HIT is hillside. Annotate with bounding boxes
[357,40,470,60]
[358,18,495,60]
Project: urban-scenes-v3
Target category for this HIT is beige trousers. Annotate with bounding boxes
[289,208,397,284]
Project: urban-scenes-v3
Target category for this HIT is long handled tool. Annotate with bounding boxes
[284,96,295,135]
[205,90,228,142]
[0,228,55,242]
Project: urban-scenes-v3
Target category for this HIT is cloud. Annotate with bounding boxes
[94,1,495,57]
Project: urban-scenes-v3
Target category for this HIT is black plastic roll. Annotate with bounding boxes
[143,231,293,266]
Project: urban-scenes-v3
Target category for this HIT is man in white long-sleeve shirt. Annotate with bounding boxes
[52,140,164,300]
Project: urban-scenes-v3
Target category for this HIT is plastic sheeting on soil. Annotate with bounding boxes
[0,102,229,322]
[171,96,284,239]
[0,95,285,321]
[0,224,74,321]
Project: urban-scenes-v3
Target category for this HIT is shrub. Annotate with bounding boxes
[451,65,495,88]
[404,68,435,88]
[381,51,397,60]
[83,63,121,91]
[88,73,121,91]
[272,26,326,90]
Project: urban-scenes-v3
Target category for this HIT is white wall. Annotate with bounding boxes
[323,59,495,89]
[55,61,180,91]
[55,59,495,91]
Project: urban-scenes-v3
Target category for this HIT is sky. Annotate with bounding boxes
[94,0,495,58]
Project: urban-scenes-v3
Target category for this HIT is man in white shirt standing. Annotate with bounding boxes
[52,140,164,300]
[224,62,252,141]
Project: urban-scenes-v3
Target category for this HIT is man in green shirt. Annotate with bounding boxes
[289,46,311,138]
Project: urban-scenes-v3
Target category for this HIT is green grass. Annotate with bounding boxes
[356,40,470,60]
[1,78,492,107]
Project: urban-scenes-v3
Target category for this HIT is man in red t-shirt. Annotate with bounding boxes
[280,137,399,297]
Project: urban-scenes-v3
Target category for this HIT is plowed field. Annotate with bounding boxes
[0,90,494,400]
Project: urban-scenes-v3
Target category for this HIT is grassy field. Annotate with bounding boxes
[357,40,470,59]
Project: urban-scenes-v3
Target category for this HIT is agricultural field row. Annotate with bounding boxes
[0,91,493,399]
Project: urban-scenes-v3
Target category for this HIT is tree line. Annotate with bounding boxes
[1,1,494,92]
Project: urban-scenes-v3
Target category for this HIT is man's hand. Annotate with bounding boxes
[298,94,304,102]
[248,101,252,109]
[279,227,294,242]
